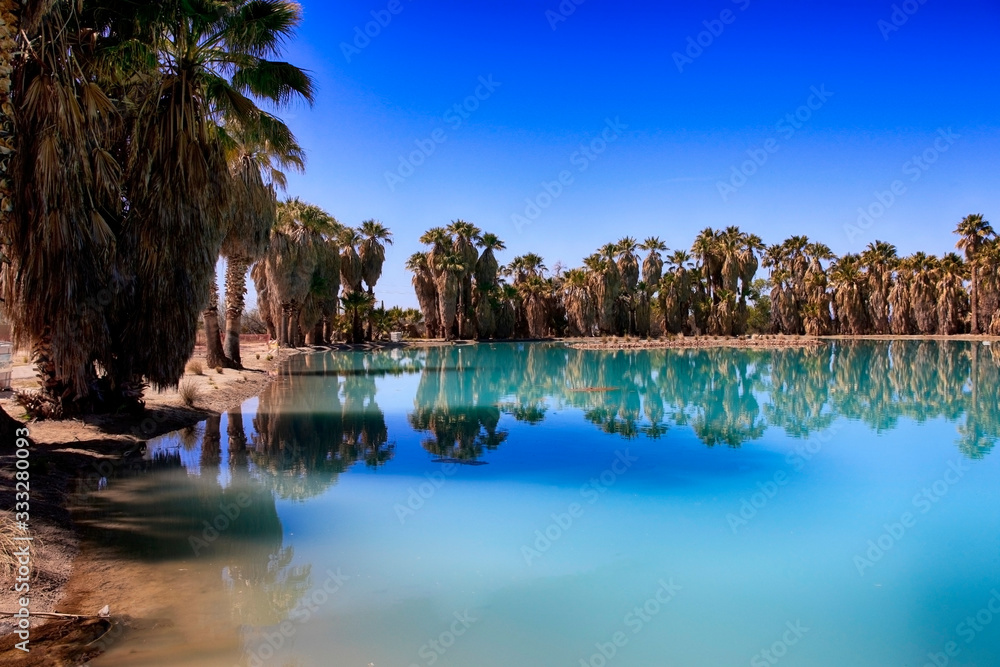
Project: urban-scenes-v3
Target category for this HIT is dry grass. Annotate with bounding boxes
[0,512,34,579]
[178,379,201,407]
[185,359,204,375]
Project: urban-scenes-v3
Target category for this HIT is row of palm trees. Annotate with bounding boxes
[235,198,394,355]
[408,215,997,339]
[0,0,316,416]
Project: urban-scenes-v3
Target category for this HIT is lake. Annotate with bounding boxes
[83,341,1000,666]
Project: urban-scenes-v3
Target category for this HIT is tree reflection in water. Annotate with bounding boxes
[251,351,397,500]
[405,341,1000,458]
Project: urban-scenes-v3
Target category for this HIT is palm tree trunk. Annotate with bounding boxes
[204,277,233,368]
[223,256,250,367]
[971,265,979,334]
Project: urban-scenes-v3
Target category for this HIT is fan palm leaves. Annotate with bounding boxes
[955,214,995,333]
[1,0,314,414]
[406,252,440,338]
[359,219,394,295]
[639,237,668,286]
[475,232,506,287]
[220,119,305,366]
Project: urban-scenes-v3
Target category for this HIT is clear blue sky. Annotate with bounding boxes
[259,0,1000,309]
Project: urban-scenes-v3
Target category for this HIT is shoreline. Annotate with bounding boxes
[2,333,998,663]
[0,341,303,664]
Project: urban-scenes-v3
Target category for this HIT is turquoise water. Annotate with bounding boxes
[93,342,1000,666]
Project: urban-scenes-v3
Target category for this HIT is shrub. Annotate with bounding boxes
[178,379,201,407]
[186,360,204,375]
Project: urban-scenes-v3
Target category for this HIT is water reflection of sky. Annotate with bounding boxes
[134,341,1000,667]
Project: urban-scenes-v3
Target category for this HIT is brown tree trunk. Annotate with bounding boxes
[223,256,249,367]
[970,265,979,334]
[204,279,234,368]
[0,405,27,453]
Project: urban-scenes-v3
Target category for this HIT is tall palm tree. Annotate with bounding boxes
[254,199,338,347]
[909,252,940,334]
[359,219,394,296]
[2,0,314,414]
[937,252,968,335]
[448,220,481,338]
[955,214,995,333]
[406,252,440,338]
[640,237,668,287]
[829,254,866,334]
[616,236,640,293]
[563,268,596,336]
[220,121,305,366]
[436,253,467,340]
[474,233,506,288]
[118,0,315,389]
[341,291,375,344]
[860,240,898,334]
[517,276,550,338]
[339,227,363,295]
[495,284,519,339]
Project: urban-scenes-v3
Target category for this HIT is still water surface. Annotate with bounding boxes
[86,342,1000,666]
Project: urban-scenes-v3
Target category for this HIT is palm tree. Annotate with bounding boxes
[616,237,640,293]
[341,291,375,344]
[406,252,440,338]
[220,121,305,366]
[255,199,339,347]
[436,253,467,340]
[861,240,898,334]
[889,256,916,335]
[448,220,481,338]
[518,276,550,338]
[118,0,314,389]
[829,254,866,334]
[339,227,363,295]
[495,284,519,339]
[955,214,995,333]
[358,219,393,340]
[2,0,314,414]
[359,220,394,296]
[937,252,968,335]
[475,233,506,288]
[640,237,668,287]
[909,252,940,334]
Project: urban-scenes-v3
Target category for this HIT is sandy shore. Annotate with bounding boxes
[0,340,302,665]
